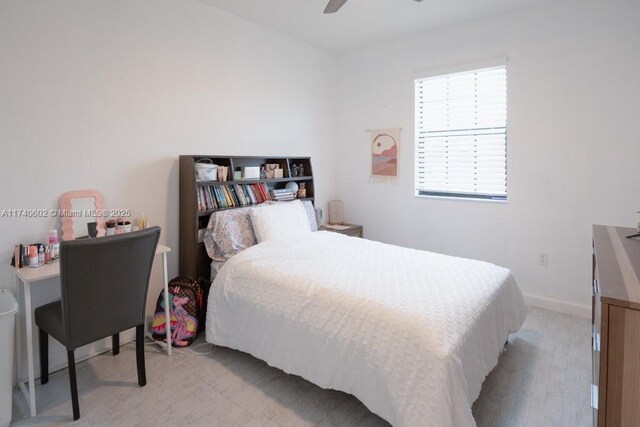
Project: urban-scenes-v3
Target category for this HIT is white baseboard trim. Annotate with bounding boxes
[523,293,591,319]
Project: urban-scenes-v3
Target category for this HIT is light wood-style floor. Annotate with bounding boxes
[11,307,592,426]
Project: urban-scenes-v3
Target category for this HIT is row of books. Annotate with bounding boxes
[198,183,271,211]
[270,189,296,201]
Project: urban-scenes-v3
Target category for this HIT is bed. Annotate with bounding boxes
[203,202,528,427]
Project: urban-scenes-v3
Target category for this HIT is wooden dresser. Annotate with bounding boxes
[592,225,640,426]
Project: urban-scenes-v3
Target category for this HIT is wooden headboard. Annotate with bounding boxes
[178,155,315,283]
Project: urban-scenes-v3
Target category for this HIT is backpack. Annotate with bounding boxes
[151,276,204,347]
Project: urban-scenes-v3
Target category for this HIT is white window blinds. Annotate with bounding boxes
[415,65,507,200]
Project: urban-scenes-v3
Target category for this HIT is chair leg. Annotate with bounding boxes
[67,350,80,421]
[112,333,120,355]
[136,324,146,387]
[39,329,48,385]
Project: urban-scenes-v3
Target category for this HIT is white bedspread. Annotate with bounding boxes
[206,232,527,426]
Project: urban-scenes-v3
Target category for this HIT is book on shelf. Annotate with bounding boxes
[215,186,227,208]
[269,189,296,201]
[197,182,272,212]
[271,188,292,195]
[247,185,257,204]
[243,185,254,204]
[257,185,268,202]
[222,186,234,207]
[228,185,240,207]
[272,195,295,201]
[233,185,246,206]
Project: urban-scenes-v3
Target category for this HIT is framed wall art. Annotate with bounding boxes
[370,128,400,181]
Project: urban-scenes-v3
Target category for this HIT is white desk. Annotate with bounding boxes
[13,243,172,418]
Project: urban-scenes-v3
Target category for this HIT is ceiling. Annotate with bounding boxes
[200,0,552,53]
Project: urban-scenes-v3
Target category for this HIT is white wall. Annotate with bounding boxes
[0,0,337,374]
[334,0,640,317]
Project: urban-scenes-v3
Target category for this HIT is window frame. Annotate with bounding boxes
[414,60,508,202]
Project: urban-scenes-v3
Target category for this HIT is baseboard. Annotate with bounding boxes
[523,293,591,319]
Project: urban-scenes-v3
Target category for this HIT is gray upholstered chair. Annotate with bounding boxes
[35,226,160,421]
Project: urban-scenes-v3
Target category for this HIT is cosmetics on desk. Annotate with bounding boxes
[87,222,98,238]
[116,218,132,233]
[11,232,60,269]
[48,229,59,260]
[28,245,40,268]
[21,243,57,268]
[106,219,117,235]
[106,216,145,235]
[21,246,28,267]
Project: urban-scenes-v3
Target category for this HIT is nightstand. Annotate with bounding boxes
[319,223,363,238]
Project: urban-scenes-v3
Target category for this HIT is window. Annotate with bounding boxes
[415,65,507,201]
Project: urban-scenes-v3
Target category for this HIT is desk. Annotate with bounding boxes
[13,243,172,417]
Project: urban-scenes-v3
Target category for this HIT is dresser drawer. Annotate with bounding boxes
[604,306,640,425]
[591,225,640,426]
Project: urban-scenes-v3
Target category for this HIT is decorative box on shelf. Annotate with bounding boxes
[319,223,363,238]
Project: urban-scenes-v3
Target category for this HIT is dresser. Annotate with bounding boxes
[592,225,640,426]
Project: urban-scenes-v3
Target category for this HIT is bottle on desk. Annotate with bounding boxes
[28,246,38,267]
[22,246,30,267]
[48,230,59,260]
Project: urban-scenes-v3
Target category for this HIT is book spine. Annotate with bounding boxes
[198,187,204,211]
[227,185,235,206]
[230,185,241,207]
[208,186,218,209]
[214,186,225,208]
[235,185,247,206]
[241,185,251,205]
[208,186,215,210]
[231,185,240,207]
[220,186,229,208]
[259,183,270,202]
[223,186,234,207]
[232,185,241,206]
[217,186,225,207]
[246,185,255,204]
[203,187,211,211]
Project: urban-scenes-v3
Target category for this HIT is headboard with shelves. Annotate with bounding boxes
[178,155,314,282]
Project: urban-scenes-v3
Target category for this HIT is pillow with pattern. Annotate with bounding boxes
[203,205,259,279]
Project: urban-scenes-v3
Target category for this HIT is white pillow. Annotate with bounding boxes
[249,200,312,243]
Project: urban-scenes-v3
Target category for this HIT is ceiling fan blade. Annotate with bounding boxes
[324,0,348,14]
[325,0,421,15]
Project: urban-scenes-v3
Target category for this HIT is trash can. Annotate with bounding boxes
[0,289,18,427]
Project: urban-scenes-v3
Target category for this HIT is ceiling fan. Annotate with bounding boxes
[324,0,424,14]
